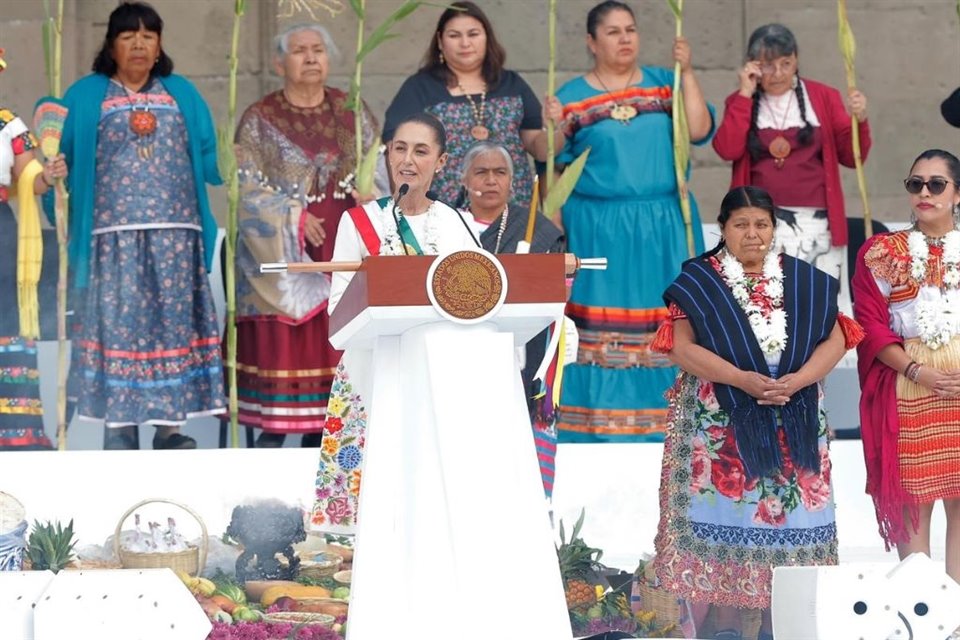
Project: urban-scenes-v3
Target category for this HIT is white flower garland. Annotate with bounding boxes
[909,230,960,349]
[719,250,788,356]
[379,199,441,256]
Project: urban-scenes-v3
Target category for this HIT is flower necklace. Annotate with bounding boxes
[379,198,441,255]
[719,250,788,356]
[908,228,960,349]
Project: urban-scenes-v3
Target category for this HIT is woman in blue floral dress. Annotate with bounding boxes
[61,2,224,449]
[652,186,863,640]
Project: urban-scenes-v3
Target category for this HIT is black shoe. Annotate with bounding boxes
[104,426,138,450]
[301,432,322,448]
[152,432,197,450]
[256,431,286,448]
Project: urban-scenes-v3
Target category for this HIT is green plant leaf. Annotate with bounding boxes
[356,137,381,196]
[235,0,246,15]
[348,0,364,19]
[216,126,237,184]
[345,77,361,112]
[664,0,681,18]
[543,147,591,216]
[356,0,422,62]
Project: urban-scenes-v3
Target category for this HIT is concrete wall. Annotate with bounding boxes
[2,0,958,222]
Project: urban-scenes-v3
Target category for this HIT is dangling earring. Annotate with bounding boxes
[439,50,445,65]
[910,210,917,226]
[791,75,798,90]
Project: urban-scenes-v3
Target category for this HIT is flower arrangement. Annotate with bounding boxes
[719,251,788,355]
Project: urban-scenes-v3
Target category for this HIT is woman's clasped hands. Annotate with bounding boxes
[738,370,793,406]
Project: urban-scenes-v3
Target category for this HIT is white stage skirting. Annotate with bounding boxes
[0,441,932,572]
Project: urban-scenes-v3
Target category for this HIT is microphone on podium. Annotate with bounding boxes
[426,189,482,249]
[392,184,411,256]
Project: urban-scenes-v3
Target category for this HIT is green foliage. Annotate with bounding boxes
[356,138,382,196]
[27,519,76,572]
[544,148,590,218]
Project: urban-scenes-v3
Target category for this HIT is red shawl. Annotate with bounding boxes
[853,234,918,549]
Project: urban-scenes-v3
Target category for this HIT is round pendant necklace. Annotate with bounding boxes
[593,68,638,124]
[459,83,489,140]
[763,90,794,169]
[116,78,157,160]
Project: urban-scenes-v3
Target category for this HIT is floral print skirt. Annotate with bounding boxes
[311,360,368,534]
[654,373,837,610]
[71,228,225,425]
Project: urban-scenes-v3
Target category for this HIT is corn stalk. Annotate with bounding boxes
[666,0,694,258]
[838,0,872,238]
[42,0,68,450]
[346,0,425,194]
[546,0,557,193]
[218,0,246,446]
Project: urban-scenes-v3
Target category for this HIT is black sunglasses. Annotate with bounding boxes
[904,177,955,196]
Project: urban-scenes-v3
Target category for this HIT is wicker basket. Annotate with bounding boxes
[297,552,342,580]
[113,498,208,577]
[637,582,684,638]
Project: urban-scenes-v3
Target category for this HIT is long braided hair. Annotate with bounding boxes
[745,24,813,160]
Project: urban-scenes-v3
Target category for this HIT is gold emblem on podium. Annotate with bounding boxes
[428,250,506,322]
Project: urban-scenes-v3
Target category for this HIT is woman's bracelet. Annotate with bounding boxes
[904,361,922,383]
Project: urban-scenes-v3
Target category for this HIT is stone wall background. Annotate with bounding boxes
[2,0,959,224]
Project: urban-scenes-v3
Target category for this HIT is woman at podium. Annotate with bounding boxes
[310,112,480,533]
[652,186,863,640]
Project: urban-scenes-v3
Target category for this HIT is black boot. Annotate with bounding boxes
[256,431,287,448]
[104,425,138,450]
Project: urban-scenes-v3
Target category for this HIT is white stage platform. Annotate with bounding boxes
[0,441,929,573]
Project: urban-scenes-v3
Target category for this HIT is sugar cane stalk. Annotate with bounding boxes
[838,0,872,238]
[666,0,694,257]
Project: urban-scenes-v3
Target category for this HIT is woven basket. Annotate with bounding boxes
[637,581,684,638]
[113,498,208,576]
[297,552,342,579]
[263,611,335,627]
[0,492,25,534]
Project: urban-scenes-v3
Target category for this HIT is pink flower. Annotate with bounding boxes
[819,445,832,486]
[797,467,832,512]
[697,381,721,412]
[325,497,352,525]
[753,495,786,526]
[690,437,712,492]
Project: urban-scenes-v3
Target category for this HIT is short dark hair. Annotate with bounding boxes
[586,1,634,38]
[910,149,960,185]
[393,112,448,154]
[92,1,173,78]
[420,1,506,89]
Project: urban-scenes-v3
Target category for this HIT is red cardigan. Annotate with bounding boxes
[712,78,871,247]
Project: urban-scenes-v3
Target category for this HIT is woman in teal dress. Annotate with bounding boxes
[554,0,715,442]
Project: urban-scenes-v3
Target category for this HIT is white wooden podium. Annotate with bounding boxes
[329,253,572,640]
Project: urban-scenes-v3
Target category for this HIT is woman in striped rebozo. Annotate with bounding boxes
[855,148,960,578]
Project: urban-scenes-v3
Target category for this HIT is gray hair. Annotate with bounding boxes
[273,23,340,61]
[460,142,514,184]
[746,23,798,62]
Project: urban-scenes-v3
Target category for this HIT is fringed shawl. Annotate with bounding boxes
[664,254,838,478]
[853,234,918,548]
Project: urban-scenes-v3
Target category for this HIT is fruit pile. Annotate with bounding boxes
[557,510,675,638]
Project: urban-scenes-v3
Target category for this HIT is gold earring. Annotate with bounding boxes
[439,51,445,65]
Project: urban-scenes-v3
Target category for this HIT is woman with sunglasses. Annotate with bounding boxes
[713,24,870,311]
[854,149,960,580]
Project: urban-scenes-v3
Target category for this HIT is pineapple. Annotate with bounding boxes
[556,508,604,610]
[27,519,77,572]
